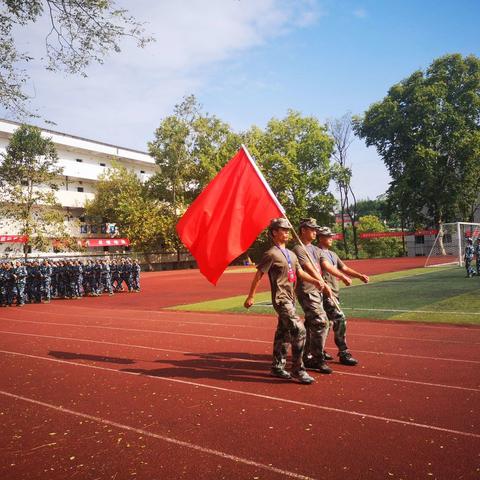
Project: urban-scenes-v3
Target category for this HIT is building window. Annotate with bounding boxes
[21,180,28,186]
[76,158,83,163]
[77,187,84,192]
[100,163,106,167]
[140,170,145,174]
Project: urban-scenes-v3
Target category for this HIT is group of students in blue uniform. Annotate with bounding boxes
[0,257,141,307]
[464,237,480,278]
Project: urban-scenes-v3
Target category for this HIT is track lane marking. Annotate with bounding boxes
[20,304,480,331]
[0,349,478,439]
[0,330,478,392]
[0,389,316,480]
[2,317,476,346]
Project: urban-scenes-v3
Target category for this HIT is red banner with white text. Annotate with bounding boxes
[0,235,29,243]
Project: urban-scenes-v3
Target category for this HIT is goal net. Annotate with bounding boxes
[425,222,480,267]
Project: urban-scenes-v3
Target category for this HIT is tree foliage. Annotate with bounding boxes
[245,110,335,226]
[328,113,360,257]
[357,215,402,258]
[354,54,480,229]
[148,95,241,252]
[0,123,67,254]
[84,163,172,253]
[0,0,153,116]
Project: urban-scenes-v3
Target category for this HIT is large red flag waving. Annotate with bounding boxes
[176,145,284,285]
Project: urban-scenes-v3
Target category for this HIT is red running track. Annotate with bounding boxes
[0,261,479,479]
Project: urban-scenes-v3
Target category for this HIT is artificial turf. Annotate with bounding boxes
[169,266,480,325]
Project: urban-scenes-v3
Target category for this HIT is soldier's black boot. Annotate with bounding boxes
[323,351,333,361]
[339,351,358,366]
[304,357,332,374]
[270,368,291,379]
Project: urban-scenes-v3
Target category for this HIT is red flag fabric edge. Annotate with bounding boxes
[176,146,283,285]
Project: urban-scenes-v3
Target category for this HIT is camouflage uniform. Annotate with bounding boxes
[14,261,28,306]
[40,261,53,302]
[292,242,329,366]
[319,248,351,356]
[257,245,307,375]
[465,240,475,278]
[100,260,113,295]
[475,240,480,276]
[132,260,141,292]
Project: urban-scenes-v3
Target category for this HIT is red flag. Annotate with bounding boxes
[176,146,284,285]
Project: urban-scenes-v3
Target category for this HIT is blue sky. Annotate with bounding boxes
[5,0,479,200]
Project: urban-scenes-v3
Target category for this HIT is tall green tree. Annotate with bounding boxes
[85,163,172,257]
[0,124,66,256]
[328,113,360,257]
[245,110,335,227]
[0,0,153,117]
[148,95,240,255]
[354,54,480,230]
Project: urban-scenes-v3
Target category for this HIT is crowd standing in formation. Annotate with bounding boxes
[244,217,369,385]
[0,257,141,307]
[464,237,480,278]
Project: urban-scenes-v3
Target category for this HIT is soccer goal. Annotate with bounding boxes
[425,222,480,267]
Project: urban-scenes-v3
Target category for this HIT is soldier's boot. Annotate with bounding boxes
[270,368,291,380]
[304,357,332,374]
[339,351,358,366]
[323,351,333,361]
[291,370,315,384]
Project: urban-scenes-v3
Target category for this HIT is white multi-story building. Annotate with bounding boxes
[0,118,158,256]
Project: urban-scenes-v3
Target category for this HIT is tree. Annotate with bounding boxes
[354,54,480,232]
[245,110,335,227]
[357,215,402,258]
[148,95,240,257]
[0,0,153,117]
[84,163,172,259]
[328,113,360,258]
[0,124,67,256]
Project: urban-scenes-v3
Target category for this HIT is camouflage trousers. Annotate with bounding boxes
[272,302,306,374]
[465,258,475,277]
[323,296,349,353]
[297,291,329,362]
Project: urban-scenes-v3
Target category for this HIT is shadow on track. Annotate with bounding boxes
[120,351,293,384]
[49,350,136,365]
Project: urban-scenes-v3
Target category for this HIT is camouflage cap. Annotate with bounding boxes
[316,226,335,237]
[268,217,291,231]
[299,218,319,229]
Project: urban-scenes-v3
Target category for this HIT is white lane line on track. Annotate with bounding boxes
[0,330,478,392]
[21,308,480,338]
[0,390,316,480]
[2,317,477,346]
[1,349,479,439]
[22,304,480,331]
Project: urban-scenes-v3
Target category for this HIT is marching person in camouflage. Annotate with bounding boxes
[464,238,475,278]
[316,226,369,366]
[244,217,325,385]
[292,218,333,374]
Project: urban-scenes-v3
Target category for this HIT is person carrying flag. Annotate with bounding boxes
[244,218,326,385]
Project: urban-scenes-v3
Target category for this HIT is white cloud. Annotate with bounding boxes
[2,0,321,150]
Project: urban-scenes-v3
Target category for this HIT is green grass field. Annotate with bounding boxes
[169,266,480,325]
